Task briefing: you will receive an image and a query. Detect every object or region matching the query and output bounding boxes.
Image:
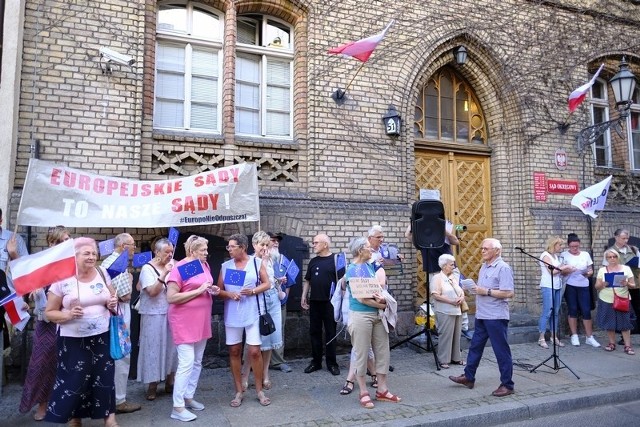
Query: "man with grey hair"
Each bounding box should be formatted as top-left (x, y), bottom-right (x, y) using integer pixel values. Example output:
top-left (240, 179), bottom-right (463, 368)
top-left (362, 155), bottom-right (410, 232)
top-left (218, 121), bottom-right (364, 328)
top-left (449, 238), bottom-right (515, 397)
top-left (102, 233), bottom-right (142, 414)
top-left (302, 233), bottom-right (343, 375)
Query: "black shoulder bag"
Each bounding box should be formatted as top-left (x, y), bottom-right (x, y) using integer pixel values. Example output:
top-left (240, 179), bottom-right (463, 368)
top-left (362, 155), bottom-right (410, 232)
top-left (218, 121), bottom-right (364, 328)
top-left (254, 257), bottom-right (276, 336)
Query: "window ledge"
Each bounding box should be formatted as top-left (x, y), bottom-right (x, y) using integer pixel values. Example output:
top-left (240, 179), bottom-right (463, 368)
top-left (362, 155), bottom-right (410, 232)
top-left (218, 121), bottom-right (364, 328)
top-left (152, 129), bottom-right (224, 145)
top-left (234, 136), bottom-right (299, 151)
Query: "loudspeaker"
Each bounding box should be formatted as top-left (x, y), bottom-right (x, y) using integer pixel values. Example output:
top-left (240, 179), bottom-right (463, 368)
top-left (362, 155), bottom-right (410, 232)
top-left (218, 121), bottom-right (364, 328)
top-left (411, 200), bottom-right (445, 249)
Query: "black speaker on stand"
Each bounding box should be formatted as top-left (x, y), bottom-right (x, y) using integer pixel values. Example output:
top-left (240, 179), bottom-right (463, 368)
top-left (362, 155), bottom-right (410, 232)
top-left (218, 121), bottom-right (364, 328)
top-left (391, 200), bottom-right (445, 369)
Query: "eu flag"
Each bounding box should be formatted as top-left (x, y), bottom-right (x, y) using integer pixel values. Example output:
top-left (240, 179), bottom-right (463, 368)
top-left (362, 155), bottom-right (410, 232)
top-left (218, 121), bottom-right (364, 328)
top-left (105, 251), bottom-right (129, 279)
top-left (335, 252), bottom-right (346, 271)
top-left (276, 255), bottom-right (290, 279)
top-left (177, 259), bottom-right (205, 281)
top-left (168, 227), bottom-right (180, 247)
top-left (224, 268), bottom-right (246, 286)
top-left (98, 239), bottom-right (115, 257)
top-left (286, 259), bottom-right (300, 282)
top-left (132, 251), bottom-right (153, 268)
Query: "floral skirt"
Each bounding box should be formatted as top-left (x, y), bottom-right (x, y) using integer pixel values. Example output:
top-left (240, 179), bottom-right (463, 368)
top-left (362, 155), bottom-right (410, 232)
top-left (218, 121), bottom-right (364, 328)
top-left (45, 331), bottom-right (116, 423)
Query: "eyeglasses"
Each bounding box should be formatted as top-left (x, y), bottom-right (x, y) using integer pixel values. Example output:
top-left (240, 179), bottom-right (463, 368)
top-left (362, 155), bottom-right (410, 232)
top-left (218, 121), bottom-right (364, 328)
top-left (226, 245), bottom-right (239, 250)
top-left (481, 247), bottom-right (494, 251)
top-left (312, 241), bottom-right (324, 245)
top-left (606, 255), bottom-right (618, 259)
top-left (124, 242), bottom-right (136, 248)
top-left (371, 235), bottom-right (384, 239)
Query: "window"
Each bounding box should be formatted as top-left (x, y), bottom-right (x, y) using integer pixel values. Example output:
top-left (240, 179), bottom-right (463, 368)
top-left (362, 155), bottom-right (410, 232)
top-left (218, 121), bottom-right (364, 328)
top-left (155, 2), bottom-right (223, 132)
top-left (236, 15), bottom-right (293, 138)
top-left (414, 67), bottom-right (487, 144)
top-left (629, 86), bottom-right (640, 170)
top-left (590, 78), bottom-right (612, 167)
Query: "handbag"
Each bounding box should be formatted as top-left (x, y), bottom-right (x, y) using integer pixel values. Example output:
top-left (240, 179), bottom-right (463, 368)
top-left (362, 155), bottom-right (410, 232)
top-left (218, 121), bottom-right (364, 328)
top-left (256, 293), bottom-right (276, 336)
top-left (460, 298), bottom-right (470, 313)
top-left (613, 290), bottom-right (630, 312)
top-left (109, 304), bottom-right (132, 360)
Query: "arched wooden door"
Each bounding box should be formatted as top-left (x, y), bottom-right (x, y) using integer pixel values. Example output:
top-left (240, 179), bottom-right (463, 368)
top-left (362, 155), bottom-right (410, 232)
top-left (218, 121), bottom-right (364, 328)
top-left (414, 150), bottom-right (492, 281)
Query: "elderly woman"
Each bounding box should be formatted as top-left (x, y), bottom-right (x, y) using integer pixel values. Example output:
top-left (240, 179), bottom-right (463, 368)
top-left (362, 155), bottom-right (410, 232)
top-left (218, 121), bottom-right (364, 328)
top-left (44, 237), bottom-right (119, 427)
top-left (430, 253), bottom-right (465, 368)
top-left (137, 237), bottom-right (177, 401)
top-left (596, 248), bottom-right (636, 354)
top-left (217, 233), bottom-right (271, 408)
top-left (561, 233), bottom-right (599, 347)
top-left (240, 231), bottom-right (285, 391)
top-left (538, 236), bottom-right (575, 348)
top-left (20, 226), bottom-right (70, 421)
top-left (166, 235), bottom-right (218, 422)
top-left (345, 237), bottom-right (400, 409)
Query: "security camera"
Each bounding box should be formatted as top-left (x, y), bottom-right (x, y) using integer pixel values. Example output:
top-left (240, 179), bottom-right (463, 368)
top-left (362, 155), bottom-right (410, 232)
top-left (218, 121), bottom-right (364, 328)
top-left (99, 47), bottom-right (135, 66)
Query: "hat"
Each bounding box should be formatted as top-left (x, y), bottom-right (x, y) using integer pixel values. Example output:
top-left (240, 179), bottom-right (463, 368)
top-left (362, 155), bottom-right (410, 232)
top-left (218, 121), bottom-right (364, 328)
top-left (267, 232), bottom-right (284, 241)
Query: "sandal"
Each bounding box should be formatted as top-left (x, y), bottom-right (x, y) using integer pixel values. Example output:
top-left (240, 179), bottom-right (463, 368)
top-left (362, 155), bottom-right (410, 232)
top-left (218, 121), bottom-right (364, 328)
top-left (624, 346), bottom-right (635, 355)
top-left (553, 338), bottom-right (565, 348)
top-left (440, 363), bottom-right (450, 369)
top-left (263, 379), bottom-right (272, 390)
top-left (370, 375), bottom-right (378, 388)
top-left (230, 392), bottom-right (243, 407)
top-left (164, 381), bottom-right (174, 394)
top-left (538, 338), bottom-right (549, 349)
top-left (375, 389), bottom-right (402, 403)
top-left (146, 383), bottom-right (157, 401)
top-left (340, 380), bottom-right (354, 395)
top-left (359, 392), bottom-right (374, 409)
top-left (257, 391), bottom-right (271, 406)
top-left (604, 343), bottom-right (616, 352)
top-left (450, 360), bottom-right (465, 366)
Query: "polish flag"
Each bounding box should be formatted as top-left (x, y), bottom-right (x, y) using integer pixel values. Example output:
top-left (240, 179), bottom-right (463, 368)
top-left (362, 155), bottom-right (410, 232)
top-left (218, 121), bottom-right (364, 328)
top-left (568, 64), bottom-right (604, 113)
top-left (328, 21), bottom-right (394, 62)
top-left (8, 238), bottom-right (77, 295)
top-left (2, 298), bottom-right (30, 331)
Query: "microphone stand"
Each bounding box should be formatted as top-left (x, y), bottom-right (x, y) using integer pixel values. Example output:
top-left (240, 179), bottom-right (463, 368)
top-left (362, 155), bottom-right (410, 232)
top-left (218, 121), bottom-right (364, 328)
top-left (515, 247), bottom-right (579, 379)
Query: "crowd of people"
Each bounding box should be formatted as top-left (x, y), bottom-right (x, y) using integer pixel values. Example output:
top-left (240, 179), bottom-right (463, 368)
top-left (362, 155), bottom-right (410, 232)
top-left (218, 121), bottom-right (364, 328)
top-left (2, 216), bottom-right (639, 424)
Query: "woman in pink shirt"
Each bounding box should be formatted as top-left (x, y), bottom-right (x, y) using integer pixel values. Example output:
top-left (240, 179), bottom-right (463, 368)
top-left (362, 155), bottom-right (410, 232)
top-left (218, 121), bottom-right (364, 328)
top-left (166, 235), bottom-right (219, 422)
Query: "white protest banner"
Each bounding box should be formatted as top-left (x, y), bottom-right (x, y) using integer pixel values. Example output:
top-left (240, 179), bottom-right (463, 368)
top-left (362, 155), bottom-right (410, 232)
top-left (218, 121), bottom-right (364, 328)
top-left (17, 159), bottom-right (260, 228)
top-left (348, 277), bottom-right (383, 299)
top-left (570, 175), bottom-right (612, 218)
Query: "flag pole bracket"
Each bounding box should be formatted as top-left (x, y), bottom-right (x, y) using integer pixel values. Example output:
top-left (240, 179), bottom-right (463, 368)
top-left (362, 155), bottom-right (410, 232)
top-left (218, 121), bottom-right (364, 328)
top-left (332, 89), bottom-right (347, 105)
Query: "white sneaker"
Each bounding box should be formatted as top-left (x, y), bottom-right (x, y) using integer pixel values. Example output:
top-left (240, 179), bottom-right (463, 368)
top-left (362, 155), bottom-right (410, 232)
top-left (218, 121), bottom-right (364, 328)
top-left (585, 336), bottom-right (601, 348)
top-left (171, 409), bottom-right (197, 422)
top-left (570, 334), bottom-right (580, 346)
top-left (185, 399), bottom-right (205, 411)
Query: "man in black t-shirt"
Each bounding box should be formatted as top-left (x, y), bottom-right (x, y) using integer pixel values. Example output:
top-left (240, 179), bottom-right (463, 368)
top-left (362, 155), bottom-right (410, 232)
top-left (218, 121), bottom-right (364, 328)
top-left (301, 233), bottom-right (344, 375)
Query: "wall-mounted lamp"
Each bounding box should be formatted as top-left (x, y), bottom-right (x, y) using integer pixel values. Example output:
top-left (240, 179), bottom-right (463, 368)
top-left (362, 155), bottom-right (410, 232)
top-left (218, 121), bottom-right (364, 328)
top-left (382, 104), bottom-right (402, 136)
top-left (454, 46), bottom-right (467, 65)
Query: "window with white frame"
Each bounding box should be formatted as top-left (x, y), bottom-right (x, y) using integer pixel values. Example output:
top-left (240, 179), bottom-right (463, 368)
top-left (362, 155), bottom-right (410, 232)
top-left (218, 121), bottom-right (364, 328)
top-left (590, 78), bottom-right (612, 167)
top-left (629, 86), bottom-right (640, 170)
top-left (155, 2), bottom-right (223, 132)
top-left (235, 15), bottom-right (293, 138)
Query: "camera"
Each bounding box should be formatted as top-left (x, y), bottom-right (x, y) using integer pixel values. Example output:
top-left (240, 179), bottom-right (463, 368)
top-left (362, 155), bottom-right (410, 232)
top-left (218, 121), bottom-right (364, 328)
top-left (455, 224), bottom-right (467, 232)
top-left (99, 47), bottom-right (135, 66)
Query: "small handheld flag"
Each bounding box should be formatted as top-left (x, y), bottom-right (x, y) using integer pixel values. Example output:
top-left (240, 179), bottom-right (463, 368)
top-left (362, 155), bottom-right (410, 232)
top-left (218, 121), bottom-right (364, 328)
top-left (224, 268), bottom-right (247, 286)
top-left (570, 175), bottom-right (612, 218)
top-left (177, 259), bottom-right (205, 280)
top-left (105, 251), bottom-right (129, 279)
top-left (98, 239), bottom-right (115, 257)
top-left (168, 227), bottom-right (180, 247)
top-left (133, 251), bottom-right (153, 268)
top-left (286, 259), bottom-right (300, 282)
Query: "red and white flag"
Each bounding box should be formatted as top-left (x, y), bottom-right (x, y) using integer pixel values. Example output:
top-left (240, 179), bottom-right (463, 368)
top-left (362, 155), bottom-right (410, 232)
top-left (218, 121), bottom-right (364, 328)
top-left (8, 238), bottom-right (76, 295)
top-left (328, 21), bottom-right (394, 62)
top-left (568, 64), bottom-right (604, 113)
top-left (2, 298), bottom-right (30, 331)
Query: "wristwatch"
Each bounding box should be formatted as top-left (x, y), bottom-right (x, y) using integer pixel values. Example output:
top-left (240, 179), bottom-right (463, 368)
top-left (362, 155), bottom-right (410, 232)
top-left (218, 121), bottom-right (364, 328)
top-left (487, 289), bottom-right (492, 297)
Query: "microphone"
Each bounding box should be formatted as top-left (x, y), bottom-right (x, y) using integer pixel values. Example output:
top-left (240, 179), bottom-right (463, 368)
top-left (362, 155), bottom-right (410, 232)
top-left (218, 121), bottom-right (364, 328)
top-left (514, 246), bottom-right (524, 251)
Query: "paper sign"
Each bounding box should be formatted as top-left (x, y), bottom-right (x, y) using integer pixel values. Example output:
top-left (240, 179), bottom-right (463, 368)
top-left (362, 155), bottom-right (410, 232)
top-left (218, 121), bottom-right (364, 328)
top-left (349, 277), bottom-right (382, 298)
top-left (604, 272), bottom-right (625, 287)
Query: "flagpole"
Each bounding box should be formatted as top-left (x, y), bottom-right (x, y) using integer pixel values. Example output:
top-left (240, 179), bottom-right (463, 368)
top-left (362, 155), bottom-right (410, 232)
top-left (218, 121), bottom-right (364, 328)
top-left (332, 62), bottom-right (367, 104)
top-left (343, 62), bottom-right (367, 94)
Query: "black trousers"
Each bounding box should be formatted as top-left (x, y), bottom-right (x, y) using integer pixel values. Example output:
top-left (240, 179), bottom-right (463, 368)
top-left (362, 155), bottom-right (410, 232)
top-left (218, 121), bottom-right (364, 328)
top-left (309, 300), bottom-right (337, 367)
top-left (630, 288), bottom-right (640, 334)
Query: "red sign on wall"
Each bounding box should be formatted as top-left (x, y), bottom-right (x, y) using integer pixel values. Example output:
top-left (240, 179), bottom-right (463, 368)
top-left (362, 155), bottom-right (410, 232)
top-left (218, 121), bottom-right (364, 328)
top-left (533, 172), bottom-right (546, 202)
top-left (547, 179), bottom-right (579, 194)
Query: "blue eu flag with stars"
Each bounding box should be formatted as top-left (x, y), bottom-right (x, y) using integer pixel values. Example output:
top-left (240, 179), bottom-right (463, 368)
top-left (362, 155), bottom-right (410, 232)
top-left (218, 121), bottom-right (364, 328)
top-left (132, 251), bottom-right (153, 268)
top-left (168, 227), bottom-right (180, 247)
top-left (177, 259), bottom-right (205, 281)
top-left (224, 269), bottom-right (246, 286)
top-left (105, 251), bottom-right (129, 279)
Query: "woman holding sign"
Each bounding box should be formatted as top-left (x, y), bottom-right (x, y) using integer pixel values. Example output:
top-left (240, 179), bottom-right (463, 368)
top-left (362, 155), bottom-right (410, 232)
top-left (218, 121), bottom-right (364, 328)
top-left (345, 237), bottom-right (400, 409)
top-left (166, 235), bottom-right (218, 422)
top-left (217, 233), bottom-right (272, 408)
top-left (595, 248), bottom-right (635, 354)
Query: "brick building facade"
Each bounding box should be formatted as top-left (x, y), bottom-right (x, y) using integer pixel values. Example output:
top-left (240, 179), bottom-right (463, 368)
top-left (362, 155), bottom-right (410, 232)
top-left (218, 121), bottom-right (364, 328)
top-left (1, 1), bottom-right (639, 352)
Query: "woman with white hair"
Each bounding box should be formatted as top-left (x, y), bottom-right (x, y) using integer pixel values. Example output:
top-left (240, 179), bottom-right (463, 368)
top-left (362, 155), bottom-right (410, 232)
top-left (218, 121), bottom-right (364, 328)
top-left (430, 253), bottom-right (465, 368)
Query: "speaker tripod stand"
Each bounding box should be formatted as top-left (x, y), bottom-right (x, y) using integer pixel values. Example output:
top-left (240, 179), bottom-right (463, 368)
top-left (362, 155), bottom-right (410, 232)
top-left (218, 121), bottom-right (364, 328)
top-left (391, 248), bottom-right (441, 370)
top-left (516, 247), bottom-right (579, 379)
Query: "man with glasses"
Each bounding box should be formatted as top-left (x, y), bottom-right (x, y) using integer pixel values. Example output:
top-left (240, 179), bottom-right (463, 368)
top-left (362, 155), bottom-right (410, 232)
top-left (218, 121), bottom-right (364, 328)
top-left (102, 233), bottom-right (142, 414)
top-left (449, 238), bottom-right (515, 397)
top-left (0, 208), bottom-right (29, 394)
top-left (301, 234), bottom-right (343, 375)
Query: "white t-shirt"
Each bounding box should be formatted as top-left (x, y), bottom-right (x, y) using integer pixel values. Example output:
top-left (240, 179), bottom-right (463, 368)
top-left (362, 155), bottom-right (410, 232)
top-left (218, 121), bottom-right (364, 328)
top-left (539, 251), bottom-right (563, 289)
top-left (561, 250), bottom-right (593, 288)
top-left (138, 263), bottom-right (170, 315)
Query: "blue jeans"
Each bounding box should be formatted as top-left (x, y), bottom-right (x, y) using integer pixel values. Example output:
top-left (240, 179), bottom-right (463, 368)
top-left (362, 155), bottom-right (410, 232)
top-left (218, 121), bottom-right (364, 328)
top-left (464, 319), bottom-right (514, 390)
top-left (539, 287), bottom-right (563, 333)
